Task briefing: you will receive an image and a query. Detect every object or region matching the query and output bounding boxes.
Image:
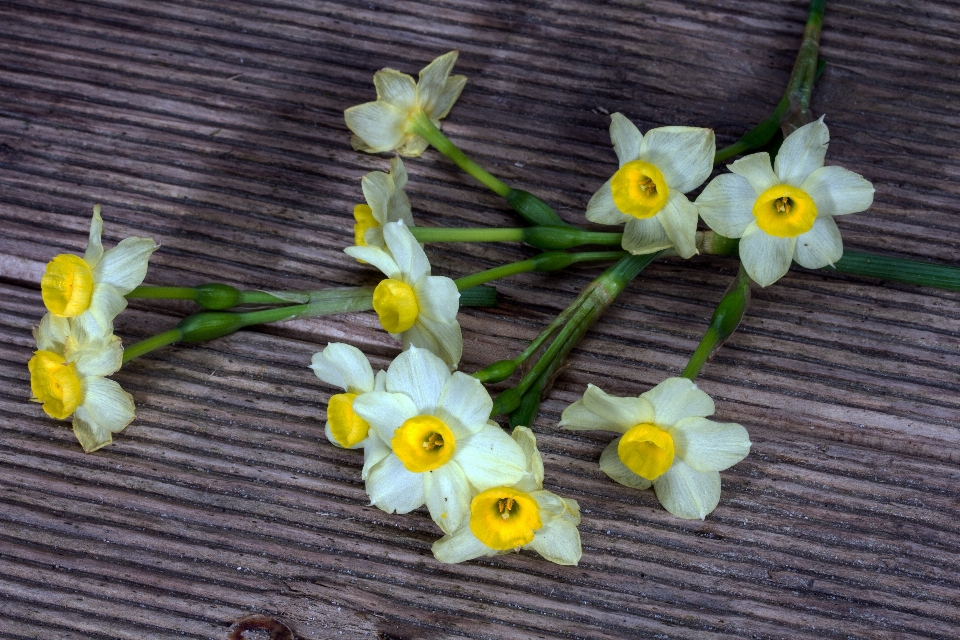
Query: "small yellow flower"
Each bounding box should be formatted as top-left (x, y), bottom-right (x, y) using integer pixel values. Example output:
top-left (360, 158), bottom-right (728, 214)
top-left (345, 221), bottom-right (462, 368)
top-left (432, 427), bottom-right (582, 565)
top-left (41, 205), bottom-right (158, 335)
top-left (311, 342), bottom-right (391, 481)
top-left (586, 113), bottom-right (715, 258)
top-left (353, 157), bottom-right (414, 252)
top-left (28, 314), bottom-right (135, 453)
top-left (696, 117), bottom-right (875, 287)
top-left (560, 378), bottom-right (751, 520)
top-left (344, 51), bottom-right (466, 157)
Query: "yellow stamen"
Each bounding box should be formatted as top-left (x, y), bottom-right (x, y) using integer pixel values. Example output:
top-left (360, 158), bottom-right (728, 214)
top-left (391, 415), bottom-right (455, 473)
top-left (28, 350), bottom-right (82, 420)
top-left (41, 254), bottom-right (95, 317)
top-left (610, 160), bottom-right (670, 220)
top-left (353, 204), bottom-right (379, 247)
top-left (752, 184), bottom-right (818, 238)
top-left (618, 423), bottom-right (675, 481)
top-left (373, 278), bottom-right (419, 333)
top-left (470, 487), bottom-right (542, 550)
top-left (327, 393), bottom-right (370, 448)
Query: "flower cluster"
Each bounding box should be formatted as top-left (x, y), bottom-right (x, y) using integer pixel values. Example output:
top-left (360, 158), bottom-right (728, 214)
top-left (313, 345), bottom-right (581, 565)
top-left (587, 115), bottom-right (874, 286)
top-left (30, 206), bottom-right (157, 451)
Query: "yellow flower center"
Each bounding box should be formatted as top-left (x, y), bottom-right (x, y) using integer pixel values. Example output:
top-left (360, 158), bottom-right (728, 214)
top-left (610, 160), bottom-right (670, 219)
top-left (41, 254), bottom-right (95, 317)
top-left (28, 350), bottom-right (82, 420)
top-left (752, 184), bottom-right (818, 238)
top-left (469, 487), bottom-right (542, 550)
top-left (618, 423), bottom-right (675, 481)
top-left (391, 415), bottom-right (455, 473)
top-left (327, 393), bottom-right (370, 448)
top-left (373, 278), bottom-right (419, 333)
top-left (353, 204), bottom-right (379, 247)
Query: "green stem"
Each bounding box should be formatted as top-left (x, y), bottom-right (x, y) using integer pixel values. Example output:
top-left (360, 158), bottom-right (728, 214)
top-left (492, 252), bottom-right (660, 416)
top-left (410, 227), bottom-right (525, 243)
top-left (410, 225), bottom-right (624, 249)
top-left (453, 250), bottom-right (626, 291)
top-left (681, 264), bottom-right (752, 380)
top-left (121, 329), bottom-right (182, 364)
top-left (408, 111), bottom-right (510, 197)
top-left (834, 251), bottom-right (960, 291)
top-left (125, 286), bottom-right (198, 301)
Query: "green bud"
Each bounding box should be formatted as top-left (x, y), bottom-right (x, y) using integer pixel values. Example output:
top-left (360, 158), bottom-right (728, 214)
top-left (194, 283), bottom-right (241, 310)
top-left (710, 272), bottom-right (751, 340)
top-left (491, 387), bottom-right (523, 416)
top-left (505, 189), bottom-right (568, 227)
top-left (522, 226), bottom-right (584, 250)
top-left (472, 359), bottom-right (517, 384)
top-left (531, 251), bottom-right (576, 272)
top-left (176, 312), bottom-right (246, 343)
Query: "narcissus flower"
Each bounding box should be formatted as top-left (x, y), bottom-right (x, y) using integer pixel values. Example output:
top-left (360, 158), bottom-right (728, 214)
top-left (28, 314), bottom-right (134, 452)
top-left (586, 113), bottom-right (715, 259)
top-left (353, 157), bottom-right (414, 252)
top-left (696, 118), bottom-right (874, 287)
top-left (432, 426), bottom-right (582, 565)
top-left (353, 347), bottom-right (527, 534)
top-left (346, 221), bottom-right (462, 368)
top-left (344, 50), bottom-right (466, 157)
top-left (40, 205), bottom-right (158, 335)
top-left (311, 343), bottom-right (392, 480)
top-left (560, 378), bottom-right (751, 520)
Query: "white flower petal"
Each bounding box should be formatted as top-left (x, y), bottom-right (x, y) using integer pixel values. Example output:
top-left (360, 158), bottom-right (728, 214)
top-left (609, 113), bottom-right (643, 166)
top-left (656, 191), bottom-right (699, 258)
top-left (386, 346), bottom-right (449, 412)
top-left (383, 222), bottom-right (430, 283)
top-left (365, 454), bottom-right (425, 514)
top-left (417, 51), bottom-right (459, 113)
top-left (582, 384), bottom-right (652, 432)
top-left (344, 101), bottom-right (408, 153)
top-left (559, 399), bottom-right (623, 433)
top-left (396, 135), bottom-right (430, 158)
top-left (455, 424), bottom-right (526, 491)
top-left (512, 427), bottom-right (544, 493)
top-left (415, 276), bottom-right (460, 323)
top-left (641, 377), bottom-right (714, 427)
top-left (83, 205), bottom-right (104, 267)
top-left (695, 173), bottom-right (757, 238)
top-left (436, 372), bottom-right (492, 438)
top-left (599, 437), bottom-right (652, 490)
top-left (373, 68), bottom-right (418, 110)
top-left (72, 335), bottom-right (123, 378)
top-left (429, 75), bottom-right (467, 121)
top-left (76, 284), bottom-right (128, 336)
top-left (652, 459), bottom-right (721, 520)
top-left (432, 526), bottom-right (491, 564)
top-left (93, 237), bottom-right (158, 295)
top-left (586, 179), bottom-right (630, 225)
top-left (423, 462), bottom-right (472, 534)
top-left (361, 432), bottom-right (392, 480)
top-left (639, 126), bottom-right (715, 193)
top-left (670, 417), bottom-right (751, 472)
top-left (794, 215), bottom-right (843, 269)
top-left (775, 117), bottom-right (829, 187)
top-left (74, 377), bottom-right (135, 452)
top-left (407, 315), bottom-right (462, 368)
top-left (728, 152), bottom-right (779, 195)
top-left (801, 165), bottom-right (875, 217)
top-left (343, 245), bottom-right (399, 278)
top-left (34, 313), bottom-right (70, 353)
top-left (526, 517), bottom-right (582, 566)
top-left (621, 216), bottom-right (672, 256)
top-left (361, 170), bottom-right (395, 224)
top-left (310, 343), bottom-right (375, 393)
top-left (739, 223), bottom-right (797, 287)
top-left (353, 391), bottom-right (419, 443)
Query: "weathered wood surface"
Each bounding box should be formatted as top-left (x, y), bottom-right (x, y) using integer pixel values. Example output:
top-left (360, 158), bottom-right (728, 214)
top-left (1, 0), bottom-right (958, 638)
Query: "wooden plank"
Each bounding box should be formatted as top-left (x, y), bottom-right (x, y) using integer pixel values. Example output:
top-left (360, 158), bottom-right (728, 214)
top-left (1, 0), bottom-right (959, 638)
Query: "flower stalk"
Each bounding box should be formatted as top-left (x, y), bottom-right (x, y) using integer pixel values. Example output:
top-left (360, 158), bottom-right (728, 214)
top-left (681, 264), bottom-right (752, 381)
